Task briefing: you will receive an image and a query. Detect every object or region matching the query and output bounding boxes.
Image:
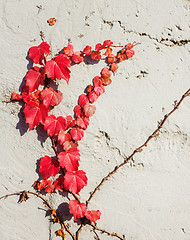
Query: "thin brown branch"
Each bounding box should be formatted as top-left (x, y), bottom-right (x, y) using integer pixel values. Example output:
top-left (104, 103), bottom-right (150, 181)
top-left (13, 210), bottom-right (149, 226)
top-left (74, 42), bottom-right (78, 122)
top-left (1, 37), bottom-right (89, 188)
top-left (51, 137), bottom-right (58, 156)
top-left (111, 45), bottom-right (124, 48)
top-left (27, 190), bottom-right (53, 210)
top-left (0, 192), bottom-right (21, 200)
top-left (71, 193), bottom-right (81, 203)
top-left (86, 88), bottom-right (190, 206)
top-left (75, 224), bottom-right (83, 240)
top-left (60, 221), bottom-right (75, 240)
top-left (90, 223), bottom-right (125, 240)
top-left (0, 190), bottom-right (75, 240)
top-left (93, 228), bottom-right (101, 240)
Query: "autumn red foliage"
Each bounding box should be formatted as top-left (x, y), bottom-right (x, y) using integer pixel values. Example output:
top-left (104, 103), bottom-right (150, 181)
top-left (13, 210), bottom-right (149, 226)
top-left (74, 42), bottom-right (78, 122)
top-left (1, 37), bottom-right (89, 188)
top-left (11, 40), bottom-right (136, 229)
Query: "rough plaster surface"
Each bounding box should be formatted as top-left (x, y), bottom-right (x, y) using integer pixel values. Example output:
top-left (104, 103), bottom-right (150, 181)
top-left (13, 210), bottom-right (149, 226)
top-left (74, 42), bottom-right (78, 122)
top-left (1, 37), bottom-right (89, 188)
top-left (0, 0), bottom-right (190, 239)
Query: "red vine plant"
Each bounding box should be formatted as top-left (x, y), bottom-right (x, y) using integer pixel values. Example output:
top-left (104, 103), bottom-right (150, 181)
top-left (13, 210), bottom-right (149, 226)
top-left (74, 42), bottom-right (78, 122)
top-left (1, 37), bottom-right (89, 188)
top-left (1, 39), bottom-right (190, 240)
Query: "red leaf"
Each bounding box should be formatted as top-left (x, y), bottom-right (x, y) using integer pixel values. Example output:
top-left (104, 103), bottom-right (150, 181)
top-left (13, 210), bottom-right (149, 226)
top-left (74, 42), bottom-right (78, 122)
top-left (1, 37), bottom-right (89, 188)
top-left (63, 44), bottom-right (74, 57)
top-left (23, 101), bottom-right (48, 131)
top-left (72, 52), bottom-right (84, 63)
top-left (88, 91), bottom-right (98, 103)
top-left (65, 115), bottom-right (75, 129)
top-left (45, 183), bottom-right (55, 193)
top-left (102, 40), bottom-right (113, 48)
top-left (117, 52), bottom-right (126, 62)
top-left (83, 45), bottom-right (92, 55)
top-left (110, 63), bottom-right (118, 72)
top-left (29, 42), bottom-right (50, 65)
top-left (76, 117), bottom-right (89, 130)
top-left (126, 49), bottom-right (135, 58)
top-left (107, 54), bottom-right (117, 64)
top-left (58, 148), bottom-right (80, 171)
top-left (104, 47), bottom-right (112, 56)
top-left (63, 140), bottom-right (78, 151)
top-left (64, 170), bottom-right (87, 194)
top-left (22, 90), bottom-right (41, 104)
top-left (74, 105), bottom-right (83, 118)
top-left (83, 104), bottom-right (96, 118)
top-left (93, 76), bottom-right (105, 96)
top-left (11, 92), bottom-right (22, 101)
top-left (40, 87), bottom-right (63, 107)
top-left (78, 94), bottom-right (89, 107)
top-left (25, 66), bottom-right (45, 93)
top-left (45, 54), bottom-right (71, 82)
top-left (86, 84), bottom-right (94, 93)
top-left (70, 128), bottom-right (84, 142)
top-left (35, 179), bottom-right (53, 192)
top-left (126, 43), bottom-right (133, 49)
top-left (58, 132), bottom-right (71, 145)
top-left (69, 200), bottom-right (87, 221)
top-left (85, 210), bottom-right (101, 223)
top-left (101, 67), bottom-right (111, 79)
top-left (44, 115), bottom-right (66, 137)
top-left (54, 175), bottom-right (64, 191)
top-left (95, 43), bottom-right (103, 51)
top-left (39, 156), bottom-right (60, 179)
top-left (91, 51), bottom-right (101, 61)
top-left (101, 78), bottom-right (112, 86)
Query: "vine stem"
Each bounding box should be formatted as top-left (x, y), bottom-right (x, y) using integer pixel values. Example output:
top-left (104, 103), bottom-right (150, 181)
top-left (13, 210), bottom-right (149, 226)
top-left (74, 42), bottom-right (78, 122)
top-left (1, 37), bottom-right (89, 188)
top-left (0, 190), bottom-right (75, 240)
top-left (75, 224), bottom-right (83, 240)
top-left (86, 88), bottom-right (190, 206)
top-left (89, 223), bottom-right (125, 240)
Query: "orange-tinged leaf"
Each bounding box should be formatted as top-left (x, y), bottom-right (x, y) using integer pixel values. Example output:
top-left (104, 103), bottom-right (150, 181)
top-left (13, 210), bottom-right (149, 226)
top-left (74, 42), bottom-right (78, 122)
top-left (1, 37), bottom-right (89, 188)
top-left (63, 44), bottom-right (74, 57)
top-left (72, 51), bottom-right (84, 63)
top-left (51, 209), bottom-right (56, 216)
top-left (126, 49), bottom-right (135, 58)
top-left (91, 51), bottom-right (101, 61)
top-left (57, 229), bottom-right (66, 238)
top-left (83, 45), bottom-right (92, 55)
top-left (47, 18), bottom-right (56, 26)
top-left (101, 67), bottom-right (111, 79)
top-left (18, 191), bottom-right (29, 203)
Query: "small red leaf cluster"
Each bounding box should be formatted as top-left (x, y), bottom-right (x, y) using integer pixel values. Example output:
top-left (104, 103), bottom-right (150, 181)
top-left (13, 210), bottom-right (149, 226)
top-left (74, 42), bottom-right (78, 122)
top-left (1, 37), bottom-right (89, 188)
top-left (69, 200), bottom-right (101, 222)
top-left (11, 40), bottom-right (136, 224)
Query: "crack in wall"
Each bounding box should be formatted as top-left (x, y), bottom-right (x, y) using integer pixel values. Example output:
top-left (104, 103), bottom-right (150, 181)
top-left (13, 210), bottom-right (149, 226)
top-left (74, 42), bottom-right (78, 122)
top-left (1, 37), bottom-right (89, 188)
top-left (102, 19), bottom-right (190, 47)
top-left (99, 130), bottom-right (126, 160)
top-left (99, 131), bottom-right (146, 168)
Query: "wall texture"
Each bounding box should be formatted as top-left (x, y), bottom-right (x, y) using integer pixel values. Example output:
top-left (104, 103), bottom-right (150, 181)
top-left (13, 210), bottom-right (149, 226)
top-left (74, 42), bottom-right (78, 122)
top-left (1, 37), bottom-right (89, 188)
top-left (0, 0), bottom-right (190, 239)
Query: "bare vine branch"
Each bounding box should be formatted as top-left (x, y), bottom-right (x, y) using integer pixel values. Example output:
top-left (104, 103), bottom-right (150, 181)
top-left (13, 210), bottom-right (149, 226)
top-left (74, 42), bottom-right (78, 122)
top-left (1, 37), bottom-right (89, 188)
top-left (0, 190), bottom-right (75, 240)
top-left (86, 88), bottom-right (190, 206)
top-left (89, 223), bottom-right (125, 240)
